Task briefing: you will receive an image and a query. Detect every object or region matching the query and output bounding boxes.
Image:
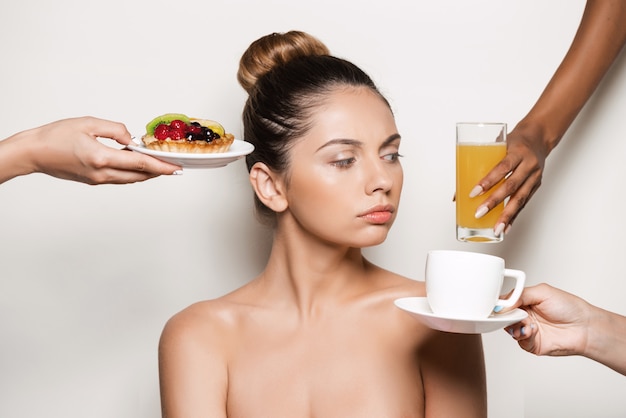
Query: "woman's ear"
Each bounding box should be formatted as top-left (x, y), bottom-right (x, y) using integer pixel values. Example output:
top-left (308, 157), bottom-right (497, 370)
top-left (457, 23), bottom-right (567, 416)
top-left (249, 162), bottom-right (288, 213)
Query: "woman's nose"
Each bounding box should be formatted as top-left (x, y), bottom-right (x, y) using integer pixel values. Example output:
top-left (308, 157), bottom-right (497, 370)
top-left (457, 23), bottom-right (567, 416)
top-left (365, 158), bottom-right (394, 194)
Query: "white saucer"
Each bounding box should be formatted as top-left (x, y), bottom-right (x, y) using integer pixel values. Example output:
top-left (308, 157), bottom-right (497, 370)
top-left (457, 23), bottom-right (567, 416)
top-left (394, 297), bottom-right (528, 334)
top-left (127, 139), bottom-right (254, 168)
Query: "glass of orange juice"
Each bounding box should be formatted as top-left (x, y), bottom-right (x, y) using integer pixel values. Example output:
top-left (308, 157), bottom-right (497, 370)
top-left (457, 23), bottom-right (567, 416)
top-left (456, 122), bottom-right (507, 242)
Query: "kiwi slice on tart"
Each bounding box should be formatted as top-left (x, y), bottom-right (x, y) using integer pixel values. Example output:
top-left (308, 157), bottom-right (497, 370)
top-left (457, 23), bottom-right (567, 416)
top-left (146, 113), bottom-right (191, 135)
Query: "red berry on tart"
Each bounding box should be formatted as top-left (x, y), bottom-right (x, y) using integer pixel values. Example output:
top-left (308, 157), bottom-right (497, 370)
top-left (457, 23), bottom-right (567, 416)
top-left (141, 113), bottom-right (235, 153)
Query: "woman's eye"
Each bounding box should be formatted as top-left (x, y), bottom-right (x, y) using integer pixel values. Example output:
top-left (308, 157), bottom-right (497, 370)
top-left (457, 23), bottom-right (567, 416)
top-left (331, 157), bottom-right (356, 168)
top-left (382, 152), bottom-right (403, 162)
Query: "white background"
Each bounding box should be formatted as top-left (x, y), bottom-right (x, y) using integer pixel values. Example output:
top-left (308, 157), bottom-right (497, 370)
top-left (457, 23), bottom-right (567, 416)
top-left (1, 0), bottom-right (625, 417)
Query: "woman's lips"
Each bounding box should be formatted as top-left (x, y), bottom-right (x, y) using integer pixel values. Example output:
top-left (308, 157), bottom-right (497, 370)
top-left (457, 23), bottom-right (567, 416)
top-left (359, 205), bottom-right (394, 224)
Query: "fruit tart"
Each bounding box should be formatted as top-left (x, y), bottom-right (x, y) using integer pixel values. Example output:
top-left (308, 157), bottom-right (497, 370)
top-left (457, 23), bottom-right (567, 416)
top-left (141, 113), bottom-right (235, 153)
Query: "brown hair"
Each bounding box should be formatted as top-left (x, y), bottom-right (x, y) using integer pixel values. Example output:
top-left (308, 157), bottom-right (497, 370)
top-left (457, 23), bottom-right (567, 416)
top-left (237, 31), bottom-right (330, 94)
top-left (237, 31), bottom-right (390, 225)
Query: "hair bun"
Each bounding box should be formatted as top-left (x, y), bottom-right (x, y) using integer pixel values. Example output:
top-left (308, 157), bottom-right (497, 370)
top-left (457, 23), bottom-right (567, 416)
top-left (237, 31), bottom-right (330, 94)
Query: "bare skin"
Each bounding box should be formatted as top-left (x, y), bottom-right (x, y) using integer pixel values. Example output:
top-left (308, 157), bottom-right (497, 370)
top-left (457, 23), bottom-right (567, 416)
top-left (505, 283), bottom-right (626, 376)
top-left (0, 116), bottom-right (181, 185)
top-left (473, 0), bottom-right (626, 234)
top-left (159, 88), bottom-right (487, 417)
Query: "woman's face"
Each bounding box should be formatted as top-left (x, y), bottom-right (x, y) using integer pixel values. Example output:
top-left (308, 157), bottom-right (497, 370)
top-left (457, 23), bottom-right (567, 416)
top-left (282, 86), bottom-right (403, 248)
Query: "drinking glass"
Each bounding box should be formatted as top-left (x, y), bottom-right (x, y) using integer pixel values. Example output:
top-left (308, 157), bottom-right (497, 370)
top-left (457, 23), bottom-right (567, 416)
top-left (456, 122), bottom-right (507, 242)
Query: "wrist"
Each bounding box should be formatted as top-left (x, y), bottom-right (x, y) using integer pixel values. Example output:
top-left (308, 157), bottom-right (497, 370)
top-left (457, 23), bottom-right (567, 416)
top-left (511, 117), bottom-right (562, 156)
top-left (0, 129), bottom-right (38, 183)
top-left (582, 304), bottom-right (605, 359)
top-left (583, 305), bottom-right (626, 372)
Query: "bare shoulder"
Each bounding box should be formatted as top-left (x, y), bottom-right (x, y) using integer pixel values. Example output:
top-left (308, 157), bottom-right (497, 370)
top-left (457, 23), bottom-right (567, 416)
top-left (158, 296), bottom-right (251, 417)
top-left (366, 260), bottom-right (425, 299)
top-left (160, 295), bottom-right (244, 351)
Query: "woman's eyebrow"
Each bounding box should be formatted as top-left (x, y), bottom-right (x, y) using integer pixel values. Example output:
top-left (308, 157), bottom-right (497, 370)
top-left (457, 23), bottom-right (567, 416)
top-left (316, 134), bottom-right (401, 152)
top-left (383, 133), bottom-right (401, 145)
top-left (316, 138), bottom-right (362, 152)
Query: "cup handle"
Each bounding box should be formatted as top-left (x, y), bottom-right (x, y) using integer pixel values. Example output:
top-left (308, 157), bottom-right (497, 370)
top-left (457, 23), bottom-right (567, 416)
top-left (496, 269), bottom-right (526, 308)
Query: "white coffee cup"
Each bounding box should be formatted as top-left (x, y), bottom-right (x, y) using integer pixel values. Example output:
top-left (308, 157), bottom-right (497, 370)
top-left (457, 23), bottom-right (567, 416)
top-left (425, 250), bottom-right (526, 319)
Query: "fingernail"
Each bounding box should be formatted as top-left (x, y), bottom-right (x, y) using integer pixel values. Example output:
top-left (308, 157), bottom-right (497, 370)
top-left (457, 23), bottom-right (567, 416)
top-left (493, 305), bottom-right (503, 313)
top-left (507, 328), bottom-right (514, 337)
top-left (173, 170), bottom-right (183, 175)
top-left (530, 323), bottom-right (536, 330)
top-left (475, 205), bottom-right (489, 219)
top-left (520, 326), bottom-right (526, 336)
top-left (494, 223), bottom-right (505, 236)
top-left (469, 185), bottom-right (483, 198)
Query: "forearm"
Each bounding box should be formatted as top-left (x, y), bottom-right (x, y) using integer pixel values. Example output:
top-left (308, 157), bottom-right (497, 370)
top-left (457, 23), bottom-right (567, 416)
top-left (584, 305), bottom-right (626, 375)
top-left (515, 0), bottom-right (626, 153)
top-left (0, 129), bottom-right (38, 184)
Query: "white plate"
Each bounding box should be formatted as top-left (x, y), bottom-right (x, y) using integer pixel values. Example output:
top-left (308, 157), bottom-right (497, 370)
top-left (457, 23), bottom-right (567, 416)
top-left (127, 139), bottom-right (254, 168)
top-left (394, 297), bottom-right (528, 334)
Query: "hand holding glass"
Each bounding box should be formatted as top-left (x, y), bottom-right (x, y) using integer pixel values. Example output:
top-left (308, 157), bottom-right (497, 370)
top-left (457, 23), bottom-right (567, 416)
top-left (456, 122), bottom-right (507, 242)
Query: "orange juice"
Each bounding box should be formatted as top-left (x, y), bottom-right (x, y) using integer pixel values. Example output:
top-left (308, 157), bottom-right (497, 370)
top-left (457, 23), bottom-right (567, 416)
top-left (456, 142), bottom-right (506, 230)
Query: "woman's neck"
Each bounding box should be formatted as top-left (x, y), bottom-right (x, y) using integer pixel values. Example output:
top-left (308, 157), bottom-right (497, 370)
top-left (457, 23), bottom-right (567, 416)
top-left (257, 222), bottom-right (373, 319)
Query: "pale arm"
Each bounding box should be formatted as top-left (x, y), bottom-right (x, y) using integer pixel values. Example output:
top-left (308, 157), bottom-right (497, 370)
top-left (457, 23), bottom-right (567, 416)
top-left (505, 283), bottom-right (626, 376)
top-left (474, 0), bottom-right (626, 232)
top-left (421, 332), bottom-right (487, 417)
top-left (0, 116), bottom-right (181, 185)
top-left (158, 308), bottom-right (229, 418)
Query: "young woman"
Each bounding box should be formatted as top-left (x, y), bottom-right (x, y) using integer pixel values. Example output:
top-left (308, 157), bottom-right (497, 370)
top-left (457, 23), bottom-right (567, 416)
top-left (158, 31), bottom-right (487, 417)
